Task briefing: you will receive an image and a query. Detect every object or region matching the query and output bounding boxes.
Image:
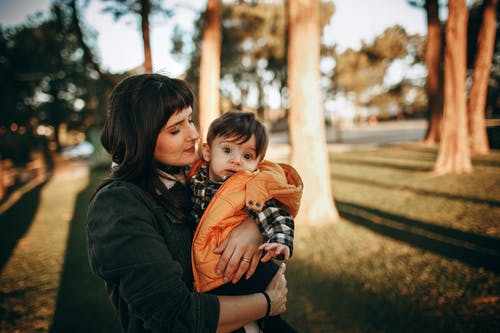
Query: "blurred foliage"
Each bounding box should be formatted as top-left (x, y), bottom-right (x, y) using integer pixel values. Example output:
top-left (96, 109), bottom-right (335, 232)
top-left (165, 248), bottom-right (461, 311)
top-left (101, 0), bottom-right (172, 19)
top-left (0, 132), bottom-right (36, 165)
top-left (100, 0), bottom-right (175, 72)
top-left (173, 0), bottom-right (335, 121)
top-left (332, 26), bottom-right (426, 110)
top-left (0, 0), bottom-right (113, 163)
top-left (173, 0), bottom-right (429, 123)
top-left (2, 0), bottom-right (498, 167)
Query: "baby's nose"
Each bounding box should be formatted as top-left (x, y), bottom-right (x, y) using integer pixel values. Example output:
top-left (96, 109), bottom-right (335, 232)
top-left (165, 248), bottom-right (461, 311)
top-left (230, 155), bottom-right (241, 165)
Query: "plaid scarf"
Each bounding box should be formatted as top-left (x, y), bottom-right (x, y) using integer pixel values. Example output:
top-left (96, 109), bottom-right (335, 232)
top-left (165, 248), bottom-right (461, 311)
top-left (190, 164), bottom-right (222, 222)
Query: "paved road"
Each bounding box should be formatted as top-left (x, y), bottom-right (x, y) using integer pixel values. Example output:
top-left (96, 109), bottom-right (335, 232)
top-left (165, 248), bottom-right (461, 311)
top-left (267, 119), bottom-right (427, 158)
top-left (270, 119), bottom-right (427, 146)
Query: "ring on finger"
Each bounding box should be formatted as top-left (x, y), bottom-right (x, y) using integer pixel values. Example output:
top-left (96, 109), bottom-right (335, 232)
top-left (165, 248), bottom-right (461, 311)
top-left (241, 257), bottom-right (251, 263)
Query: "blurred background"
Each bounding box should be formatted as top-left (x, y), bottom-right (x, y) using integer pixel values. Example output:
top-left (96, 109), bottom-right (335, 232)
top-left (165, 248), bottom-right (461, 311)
top-left (0, 0), bottom-right (498, 177)
top-left (0, 0), bottom-right (499, 332)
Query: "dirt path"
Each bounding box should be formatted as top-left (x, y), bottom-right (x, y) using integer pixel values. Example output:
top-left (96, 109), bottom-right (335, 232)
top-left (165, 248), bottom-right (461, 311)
top-left (0, 156), bottom-right (89, 333)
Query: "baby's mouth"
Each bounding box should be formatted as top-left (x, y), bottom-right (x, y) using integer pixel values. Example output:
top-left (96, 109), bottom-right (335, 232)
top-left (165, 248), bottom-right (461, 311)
top-left (223, 170), bottom-right (237, 180)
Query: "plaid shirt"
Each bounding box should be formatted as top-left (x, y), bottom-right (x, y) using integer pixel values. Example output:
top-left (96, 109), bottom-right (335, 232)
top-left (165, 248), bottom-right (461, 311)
top-left (190, 164), bottom-right (294, 258)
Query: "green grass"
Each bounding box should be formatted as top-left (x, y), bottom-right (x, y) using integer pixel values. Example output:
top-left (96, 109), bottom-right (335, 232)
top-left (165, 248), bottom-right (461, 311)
top-left (283, 143), bottom-right (500, 332)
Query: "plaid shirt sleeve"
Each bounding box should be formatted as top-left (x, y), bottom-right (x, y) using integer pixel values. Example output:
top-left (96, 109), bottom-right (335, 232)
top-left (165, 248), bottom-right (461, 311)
top-left (247, 198), bottom-right (295, 259)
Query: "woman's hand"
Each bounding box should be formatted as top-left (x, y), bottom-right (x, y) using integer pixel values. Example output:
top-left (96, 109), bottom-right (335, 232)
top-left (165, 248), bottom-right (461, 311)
top-left (265, 263), bottom-right (288, 316)
top-left (213, 216), bottom-right (263, 284)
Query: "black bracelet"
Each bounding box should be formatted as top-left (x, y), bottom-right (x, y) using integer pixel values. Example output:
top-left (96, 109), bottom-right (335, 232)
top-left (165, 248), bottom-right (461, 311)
top-left (260, 291), bottom-right (271, 319)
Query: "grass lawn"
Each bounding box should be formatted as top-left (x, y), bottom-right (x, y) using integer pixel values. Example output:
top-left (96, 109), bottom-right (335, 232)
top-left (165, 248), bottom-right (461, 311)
top-left (283, 143), bottom-right (500, 332)
top-left (37, 143), bottom-right (500, 332)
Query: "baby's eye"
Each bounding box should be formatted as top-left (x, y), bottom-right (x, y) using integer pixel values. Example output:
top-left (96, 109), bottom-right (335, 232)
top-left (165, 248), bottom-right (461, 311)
top-left (243, 153), bottom-right (253, 160)
top-left (223, 147), bottom-right (231, 154)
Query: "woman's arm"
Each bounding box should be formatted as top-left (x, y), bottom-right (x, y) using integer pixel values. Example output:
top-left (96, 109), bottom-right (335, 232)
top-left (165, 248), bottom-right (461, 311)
top-left (213, 216), bottom-right (263, 284)
top-left (216, 263), bottom-right (288, 333)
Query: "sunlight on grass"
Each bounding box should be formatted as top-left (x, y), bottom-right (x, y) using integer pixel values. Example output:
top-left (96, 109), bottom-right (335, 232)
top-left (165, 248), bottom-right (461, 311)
top-left (4, 144), bottom-right (493, 333)
top-left (283, 143), bottom-right (500, 332)
top-left (286, 222), bottom-right (498, 332)
top-left (0, 161), bottom-right (89, 333)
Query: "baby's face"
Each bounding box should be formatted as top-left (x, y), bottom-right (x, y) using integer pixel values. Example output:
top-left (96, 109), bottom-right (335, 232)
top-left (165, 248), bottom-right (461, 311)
top-left (204, 134), bottom-right (260, 182)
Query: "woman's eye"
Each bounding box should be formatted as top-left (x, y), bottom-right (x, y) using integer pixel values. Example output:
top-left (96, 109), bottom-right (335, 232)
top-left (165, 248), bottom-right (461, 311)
top-left (223, 147), bottom-right (231, 154)
top-left (169, 126), bottom-right (180, 135)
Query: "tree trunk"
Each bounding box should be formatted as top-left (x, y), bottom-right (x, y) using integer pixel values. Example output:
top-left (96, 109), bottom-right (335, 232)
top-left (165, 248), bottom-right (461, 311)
top-left (434, 0), bottom-right (472, 174)
top-left (468, 0), bottom-right (497, 155)
top-left (198, 0), bottom-right (221, 141)
top-left (140, 0), bottom-right (153, 73)
top-left (287, 0), bottom-right (339, 224)
top-left (424, 0), bottom-right (444, 144)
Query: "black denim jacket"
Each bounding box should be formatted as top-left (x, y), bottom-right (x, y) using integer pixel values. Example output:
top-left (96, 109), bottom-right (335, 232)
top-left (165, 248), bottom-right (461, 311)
top-left (86, 180), bottom-right (219, 332)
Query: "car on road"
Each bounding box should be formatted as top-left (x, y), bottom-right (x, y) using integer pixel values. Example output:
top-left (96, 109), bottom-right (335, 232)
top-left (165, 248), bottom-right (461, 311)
top-left (61, 141), bottom-right (94, 160)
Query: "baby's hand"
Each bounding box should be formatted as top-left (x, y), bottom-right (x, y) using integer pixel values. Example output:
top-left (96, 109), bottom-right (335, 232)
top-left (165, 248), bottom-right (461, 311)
top-left (258, 242), bottom-right (290, 262)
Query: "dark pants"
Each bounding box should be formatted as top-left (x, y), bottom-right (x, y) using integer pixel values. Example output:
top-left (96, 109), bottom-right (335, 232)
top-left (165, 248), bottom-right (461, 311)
top-left (211, 260), bottom-right (298, 333)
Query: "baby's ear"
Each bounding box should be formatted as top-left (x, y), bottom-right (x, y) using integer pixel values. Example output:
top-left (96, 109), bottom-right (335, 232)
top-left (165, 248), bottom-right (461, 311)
top-left (201, 143), bottom-right (211, 162)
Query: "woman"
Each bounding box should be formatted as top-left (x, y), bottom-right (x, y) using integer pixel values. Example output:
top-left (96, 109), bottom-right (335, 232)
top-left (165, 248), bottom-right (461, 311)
top-left (86, 73), bottom-right (288, 333)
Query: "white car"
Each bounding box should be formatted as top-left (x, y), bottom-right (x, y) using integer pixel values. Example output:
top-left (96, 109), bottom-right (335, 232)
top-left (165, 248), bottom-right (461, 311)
top-left (61, 141), bottom-right (94, 160)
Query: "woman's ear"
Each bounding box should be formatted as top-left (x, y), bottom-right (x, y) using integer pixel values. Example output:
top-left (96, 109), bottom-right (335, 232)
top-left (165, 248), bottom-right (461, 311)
top-left (201, 143), bottom-right (211, 162)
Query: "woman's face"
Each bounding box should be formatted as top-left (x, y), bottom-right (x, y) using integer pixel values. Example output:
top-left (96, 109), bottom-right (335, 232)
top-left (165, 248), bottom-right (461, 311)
top-left (154, 107), bottom-right (200, 167)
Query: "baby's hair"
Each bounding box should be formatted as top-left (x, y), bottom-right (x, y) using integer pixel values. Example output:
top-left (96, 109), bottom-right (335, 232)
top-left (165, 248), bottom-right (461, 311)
top-left (206, 111), bottom-right (269, 160)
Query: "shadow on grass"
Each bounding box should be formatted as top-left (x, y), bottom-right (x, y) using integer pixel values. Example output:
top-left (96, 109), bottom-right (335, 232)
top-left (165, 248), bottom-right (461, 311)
top-left (0, 182), bottom-right (46, 272)
top-left (50, 169), bottom-right (120, 333)
top-left (336, 200), bottom-right (500, 273)
top-left (286, 263), bottom-right (449, 333)
top-left (333, 174), bottom-right (500, 207)
top-left (286, 242), bottom-right (497, 333)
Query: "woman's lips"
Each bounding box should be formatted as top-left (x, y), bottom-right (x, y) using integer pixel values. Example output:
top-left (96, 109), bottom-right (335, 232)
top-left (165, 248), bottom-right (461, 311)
top-left (185, 146), bottom-right (196, 153)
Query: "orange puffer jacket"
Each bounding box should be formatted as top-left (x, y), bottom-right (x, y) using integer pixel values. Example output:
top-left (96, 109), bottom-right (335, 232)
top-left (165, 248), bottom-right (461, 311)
top-left (190, 160), bottom-right (303, 292)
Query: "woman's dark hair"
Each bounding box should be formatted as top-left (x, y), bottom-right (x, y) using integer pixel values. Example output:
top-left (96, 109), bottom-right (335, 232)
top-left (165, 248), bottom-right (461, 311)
top-left (206, 111), bottom-right (269, 160)
top-left (94, 73), bottom-right (194, 219)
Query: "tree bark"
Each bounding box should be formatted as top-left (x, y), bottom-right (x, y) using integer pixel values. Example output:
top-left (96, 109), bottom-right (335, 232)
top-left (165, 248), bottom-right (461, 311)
top-left (434, 0), bottom-right (472, 174)
top-left (424, 0), bottom-right (444, 144)
top-left (287, 0), bottom-right (339, 224)
top-left (468, 0), bottom-right (497, 155)
top-left (198, 0), bottom-right (221, 141)
top-left (140, 0), bottom-right (153, 73)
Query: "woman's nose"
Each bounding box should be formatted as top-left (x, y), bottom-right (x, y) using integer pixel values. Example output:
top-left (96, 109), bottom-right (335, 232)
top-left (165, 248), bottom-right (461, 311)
top-left (189, 123), bottom-right (200, 141)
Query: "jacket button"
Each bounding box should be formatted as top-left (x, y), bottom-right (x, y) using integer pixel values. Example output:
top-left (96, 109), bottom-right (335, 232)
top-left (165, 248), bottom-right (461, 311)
top-left (248, 200), bottom-right (253, 206)
top-left (255, 202), bottom-right (261, 208)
